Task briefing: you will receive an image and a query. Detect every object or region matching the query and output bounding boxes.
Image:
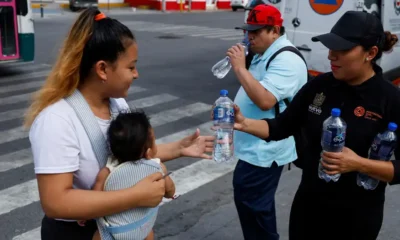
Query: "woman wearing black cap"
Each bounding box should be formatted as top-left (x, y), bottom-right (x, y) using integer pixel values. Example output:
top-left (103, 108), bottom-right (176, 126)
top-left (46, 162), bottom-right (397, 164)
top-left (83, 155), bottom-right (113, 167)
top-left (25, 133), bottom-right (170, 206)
top-left (231, 10), bottom-right (399, 240)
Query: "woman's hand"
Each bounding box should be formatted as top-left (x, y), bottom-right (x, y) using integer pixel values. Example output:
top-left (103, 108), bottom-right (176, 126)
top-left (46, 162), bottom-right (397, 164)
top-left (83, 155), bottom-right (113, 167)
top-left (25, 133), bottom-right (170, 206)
top-left (179, 128), bottom-right (215, 159)
top-left (321, 147), bottom-right (363, 175)
top-left (133, 172), bottom-right (166, 207)
top-left (233, 104), bottom-right (246, 131)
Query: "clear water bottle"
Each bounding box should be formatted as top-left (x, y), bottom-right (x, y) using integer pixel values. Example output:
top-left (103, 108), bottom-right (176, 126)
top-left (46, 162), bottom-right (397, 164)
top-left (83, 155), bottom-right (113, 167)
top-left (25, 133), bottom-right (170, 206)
top-left (211, 38), bottom-right (250, 79)
top-left (318, 108), bottom-right (347, 182)
top-left (212, 89), bottom-right (235, 163)
top-left (357, 122), bottom-right (397, 190)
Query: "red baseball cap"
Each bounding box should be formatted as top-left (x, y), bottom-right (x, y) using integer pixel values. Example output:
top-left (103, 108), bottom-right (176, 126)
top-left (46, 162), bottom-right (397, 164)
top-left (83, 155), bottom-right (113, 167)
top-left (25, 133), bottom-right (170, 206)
top-left (235, 4), bottom-right (283, 31)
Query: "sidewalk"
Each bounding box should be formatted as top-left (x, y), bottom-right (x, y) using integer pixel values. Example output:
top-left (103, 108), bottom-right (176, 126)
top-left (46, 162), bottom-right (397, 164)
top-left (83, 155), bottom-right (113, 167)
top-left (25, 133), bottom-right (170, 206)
top-left (159, 166), bottom-right (400, 240)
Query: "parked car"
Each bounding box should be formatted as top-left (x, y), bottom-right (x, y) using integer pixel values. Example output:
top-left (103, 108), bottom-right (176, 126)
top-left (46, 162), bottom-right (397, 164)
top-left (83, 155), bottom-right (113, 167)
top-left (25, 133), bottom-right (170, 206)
top-left (230, 0), bottom-right (249, 11)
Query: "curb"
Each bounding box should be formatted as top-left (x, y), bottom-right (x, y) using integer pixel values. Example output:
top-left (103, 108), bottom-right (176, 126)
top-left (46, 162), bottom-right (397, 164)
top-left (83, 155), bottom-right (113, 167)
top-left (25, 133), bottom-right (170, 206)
top-left (31, 2), bottom-right (130, 9)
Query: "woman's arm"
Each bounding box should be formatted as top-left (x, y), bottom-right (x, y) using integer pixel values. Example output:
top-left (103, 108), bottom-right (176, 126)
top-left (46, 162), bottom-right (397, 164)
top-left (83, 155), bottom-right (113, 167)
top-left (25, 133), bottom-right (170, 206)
top-left (37, 172), bottom-right (165, 220)
top-left (357, 158), bottom-right (395, 183)
top-left (234, 79), bottom-right (313, 141)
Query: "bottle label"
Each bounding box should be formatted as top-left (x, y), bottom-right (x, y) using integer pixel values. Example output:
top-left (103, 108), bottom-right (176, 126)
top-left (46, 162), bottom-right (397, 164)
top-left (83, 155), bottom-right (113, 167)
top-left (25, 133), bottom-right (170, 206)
top-left (370, 139), bottom-right (397, 160)
top-left (322, 127), bottom-right (346, 148)
top-left (213, 106), bottom-right (234, 123)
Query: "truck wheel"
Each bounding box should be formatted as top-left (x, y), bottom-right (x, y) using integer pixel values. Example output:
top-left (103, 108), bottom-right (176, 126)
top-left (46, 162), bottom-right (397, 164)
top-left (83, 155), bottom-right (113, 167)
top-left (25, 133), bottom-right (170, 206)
top-left (232, 7), bottom-right (237, 11)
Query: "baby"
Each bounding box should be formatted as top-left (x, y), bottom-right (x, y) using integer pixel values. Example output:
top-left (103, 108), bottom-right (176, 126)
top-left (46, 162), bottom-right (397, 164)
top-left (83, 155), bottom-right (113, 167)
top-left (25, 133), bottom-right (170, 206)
top-left (79, 109), bottom-right (175, 240)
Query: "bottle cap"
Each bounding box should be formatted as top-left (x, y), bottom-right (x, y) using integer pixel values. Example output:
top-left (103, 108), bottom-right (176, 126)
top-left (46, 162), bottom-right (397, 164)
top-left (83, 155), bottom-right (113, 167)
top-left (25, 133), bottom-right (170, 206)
top-left (220, 89), bottom-right (228, 96)
top-left (388, 122), bottom-right (397, 131)
top-left (331, 108), bottom-right (341, 117)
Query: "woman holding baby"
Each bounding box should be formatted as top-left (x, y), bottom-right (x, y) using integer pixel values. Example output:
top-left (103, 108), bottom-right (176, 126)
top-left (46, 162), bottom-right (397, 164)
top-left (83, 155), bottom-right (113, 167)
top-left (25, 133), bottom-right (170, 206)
top-left (24, 8), bottom-right (214, 240)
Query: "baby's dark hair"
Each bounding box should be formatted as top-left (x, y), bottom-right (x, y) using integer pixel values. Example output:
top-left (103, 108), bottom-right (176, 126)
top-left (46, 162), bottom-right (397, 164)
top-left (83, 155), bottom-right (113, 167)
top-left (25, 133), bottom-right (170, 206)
top-left (108, 109), bottom-right (153, 163)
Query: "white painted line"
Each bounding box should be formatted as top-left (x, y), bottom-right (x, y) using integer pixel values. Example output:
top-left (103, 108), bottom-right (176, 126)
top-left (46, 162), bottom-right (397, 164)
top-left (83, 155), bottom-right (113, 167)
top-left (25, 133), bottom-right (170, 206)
top-left (127, 93), bottom-right (178, 110)
top-left (0, 80), bottom-right (44, 94)
top-left (190, 30), bottom-right (234, 37)
top-left (12, 227), bottom-right (41, 240)
top-left (160, 158), bottom-right (237, 206)
top-left (0, 149), bottom-right (32, 173)
top-left (220, 36), bottom-right (244, 41)
top-left (0, 179), bottom-right (39, 215)
top-left (150, 102), bottom-right (211, 127)
top-left (0, 70), bottom-right (49, 84)
top-left (205, 32), bottom-right (244, 39)
top-left (0, 108), bottom-right (28, 122)
top-left (0, 87), bottom-right (147, 144)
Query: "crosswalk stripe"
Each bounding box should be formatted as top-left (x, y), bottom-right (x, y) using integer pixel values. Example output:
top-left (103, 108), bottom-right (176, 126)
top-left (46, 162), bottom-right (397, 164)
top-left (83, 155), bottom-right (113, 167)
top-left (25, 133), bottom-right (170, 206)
top-left (0, 84), bottom-right (146, 108)
top-left (0, 178), bottom-right (38, 215)
top-left (0, 149), bottom-right (32, 173)
top-left (220, 36), bottom-right (244, 41)
top-left (0, 86), bottom-right (147, 144)
top-left (0, 108), bottom-right (28, 123)
top-left (0, 93), bottom-right (180, 173)
top-left (0, 80), bottom-right (44, 94)
top-left (150, 102), bottom-right (211, 128)
top-left (0, 86), bottom-right (148, 123)
top-left (12, 227), bottom-right (40, 240)
top-left (0, 70), bottom-right (49, 84)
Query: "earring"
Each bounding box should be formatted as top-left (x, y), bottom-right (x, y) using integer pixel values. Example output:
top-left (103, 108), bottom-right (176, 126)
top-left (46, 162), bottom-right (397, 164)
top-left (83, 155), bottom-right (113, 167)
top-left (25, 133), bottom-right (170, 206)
top-left (102, 80), bottom-right (106, 84)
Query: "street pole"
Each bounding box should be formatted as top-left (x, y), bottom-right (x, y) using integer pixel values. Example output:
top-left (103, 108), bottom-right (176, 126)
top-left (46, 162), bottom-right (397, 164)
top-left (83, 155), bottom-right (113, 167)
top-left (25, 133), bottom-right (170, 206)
top-left (40, 0), bottom-right (44, 18)
top-left (188, 0), bottom-right (191, 12)
top-left (180, 0), bottom-right (183, 12)
top-left (162, 0), bottom-right (166, 12)
top-left (107, 0), bottom-right (110, 12)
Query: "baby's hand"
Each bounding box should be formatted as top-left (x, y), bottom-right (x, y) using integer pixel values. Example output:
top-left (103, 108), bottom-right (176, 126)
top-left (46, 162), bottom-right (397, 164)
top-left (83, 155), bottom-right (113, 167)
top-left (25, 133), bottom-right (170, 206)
top-left (160, 163), bottom-right (176, 199)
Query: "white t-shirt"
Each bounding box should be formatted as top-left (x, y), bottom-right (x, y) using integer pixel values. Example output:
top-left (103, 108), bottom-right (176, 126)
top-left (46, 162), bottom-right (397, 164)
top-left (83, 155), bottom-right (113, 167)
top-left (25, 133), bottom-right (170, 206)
top-left (29, 98), bottom-right (129, 190)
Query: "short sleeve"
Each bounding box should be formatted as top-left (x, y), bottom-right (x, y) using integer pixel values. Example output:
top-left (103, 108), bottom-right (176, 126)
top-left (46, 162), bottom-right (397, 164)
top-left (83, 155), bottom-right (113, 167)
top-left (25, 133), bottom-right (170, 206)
top-left (29, 112), bottom-right (80, 174)
top-left (260, 51), bottom-right (307, 102)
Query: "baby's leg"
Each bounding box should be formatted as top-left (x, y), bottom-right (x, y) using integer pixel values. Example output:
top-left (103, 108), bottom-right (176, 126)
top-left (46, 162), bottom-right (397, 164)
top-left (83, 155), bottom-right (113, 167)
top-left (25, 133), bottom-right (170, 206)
top-left (145, 229), bottom-right (154, 240)
top-left (92, 230), bottom-right (101, 240)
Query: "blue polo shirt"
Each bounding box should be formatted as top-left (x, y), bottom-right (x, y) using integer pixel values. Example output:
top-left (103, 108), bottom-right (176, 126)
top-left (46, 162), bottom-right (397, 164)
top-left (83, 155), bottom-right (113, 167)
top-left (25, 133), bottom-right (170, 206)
top-left (233, 34), bottom-right (308, 168)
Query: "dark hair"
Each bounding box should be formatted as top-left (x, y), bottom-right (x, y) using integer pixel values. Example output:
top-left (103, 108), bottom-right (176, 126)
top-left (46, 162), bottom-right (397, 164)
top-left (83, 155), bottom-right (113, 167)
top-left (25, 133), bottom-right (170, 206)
top-left (364, 31), bottom-right (398, 62)
top-left (108, 109), bottom-right (153, 163)
top-left (24, 7), bottom-right (135, 128)
top-left (79, 7), bottom-right (135, 80)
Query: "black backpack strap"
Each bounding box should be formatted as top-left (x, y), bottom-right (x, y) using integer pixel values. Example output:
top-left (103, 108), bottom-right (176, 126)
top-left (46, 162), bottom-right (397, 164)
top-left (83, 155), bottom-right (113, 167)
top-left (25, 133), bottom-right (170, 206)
top-left (266, 46), bottom-right (306, 71)
top-left (267, 46), bottom-right (306, 172)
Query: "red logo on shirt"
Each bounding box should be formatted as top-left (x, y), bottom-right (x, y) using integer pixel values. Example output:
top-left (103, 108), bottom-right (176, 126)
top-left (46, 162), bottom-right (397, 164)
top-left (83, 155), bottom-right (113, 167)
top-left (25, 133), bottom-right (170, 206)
top-left (354, 106), bottom-right (365, 117)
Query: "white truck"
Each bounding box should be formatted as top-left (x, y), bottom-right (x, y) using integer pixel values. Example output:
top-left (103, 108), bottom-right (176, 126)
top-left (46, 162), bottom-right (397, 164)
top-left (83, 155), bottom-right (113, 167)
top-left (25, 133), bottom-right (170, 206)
top-left (243, 0), bottom-right (400, 84)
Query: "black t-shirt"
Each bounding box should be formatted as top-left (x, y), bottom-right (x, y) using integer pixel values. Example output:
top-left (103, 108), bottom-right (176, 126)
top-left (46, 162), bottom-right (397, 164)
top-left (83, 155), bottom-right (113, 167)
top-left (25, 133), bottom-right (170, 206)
top-left (265, 64), bottom-right (400, 206)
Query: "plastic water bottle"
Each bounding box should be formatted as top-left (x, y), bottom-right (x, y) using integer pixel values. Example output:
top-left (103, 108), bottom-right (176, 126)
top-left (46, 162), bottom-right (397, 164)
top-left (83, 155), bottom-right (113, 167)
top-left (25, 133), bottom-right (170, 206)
top-left (357, 122), bottom-right (397, 190)
top-left (212, 89), bottom-right (235, 163)
top-left (318, 108), bottom-right (347, 182)
top-left (211, 38), bottom-right (250, 79)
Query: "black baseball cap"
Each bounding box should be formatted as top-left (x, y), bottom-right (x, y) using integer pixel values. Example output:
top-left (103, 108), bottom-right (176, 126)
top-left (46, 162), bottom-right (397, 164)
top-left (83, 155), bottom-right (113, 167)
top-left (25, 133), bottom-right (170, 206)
top-left (311, 11), bottom-right (385, 51)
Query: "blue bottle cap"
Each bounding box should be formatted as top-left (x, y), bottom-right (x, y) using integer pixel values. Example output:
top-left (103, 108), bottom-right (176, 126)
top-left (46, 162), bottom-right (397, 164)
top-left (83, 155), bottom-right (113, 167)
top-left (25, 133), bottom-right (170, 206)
top-left (331, 108), bottom-right (341, 117)
top-left (220, 89), bottom-right (228, 96)
top-left (388, 122), bottom-right (397, 131)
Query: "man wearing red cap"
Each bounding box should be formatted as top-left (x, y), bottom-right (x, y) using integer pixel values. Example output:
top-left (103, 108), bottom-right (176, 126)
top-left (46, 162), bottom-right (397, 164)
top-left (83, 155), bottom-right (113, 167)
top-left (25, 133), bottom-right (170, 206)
top-left (228, 4), bottom-right (308, 240)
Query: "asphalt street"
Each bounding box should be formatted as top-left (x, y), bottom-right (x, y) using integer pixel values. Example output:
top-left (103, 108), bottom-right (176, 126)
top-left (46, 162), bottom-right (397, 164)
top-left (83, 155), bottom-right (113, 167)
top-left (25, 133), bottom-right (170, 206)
top-left (0, 9), bottom-right (399, 240)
